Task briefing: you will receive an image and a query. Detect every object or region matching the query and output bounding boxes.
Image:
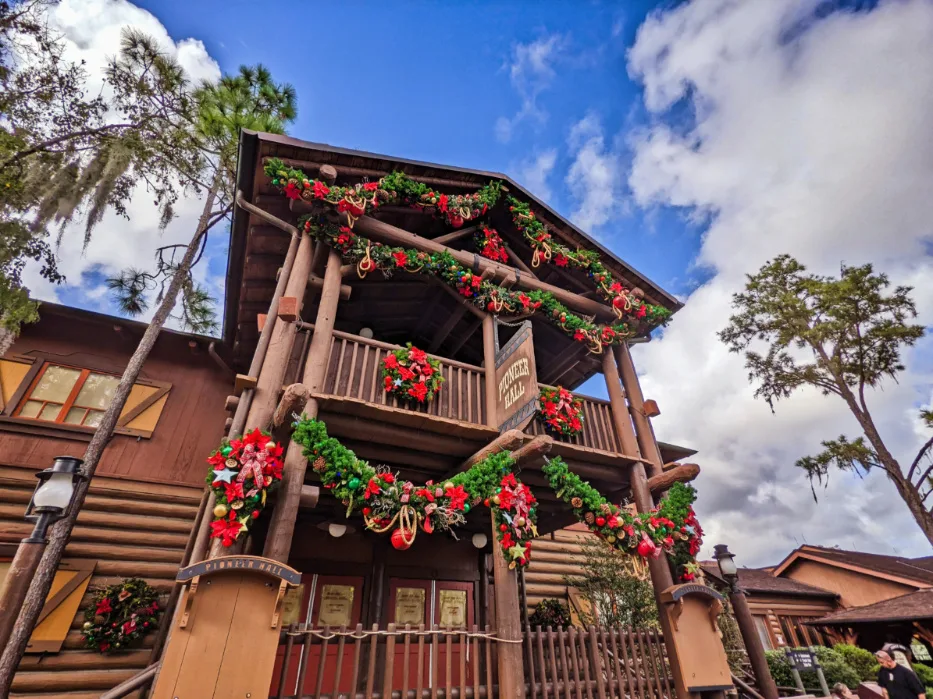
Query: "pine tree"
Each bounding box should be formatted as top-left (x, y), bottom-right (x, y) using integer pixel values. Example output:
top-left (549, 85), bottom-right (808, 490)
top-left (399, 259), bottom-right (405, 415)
top-left (0, 49), bottom-right (298, 696)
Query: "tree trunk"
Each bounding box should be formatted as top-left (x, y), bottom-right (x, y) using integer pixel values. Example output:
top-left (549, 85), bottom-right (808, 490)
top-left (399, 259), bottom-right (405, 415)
top-left (0, 180), bottom-right (219, 695)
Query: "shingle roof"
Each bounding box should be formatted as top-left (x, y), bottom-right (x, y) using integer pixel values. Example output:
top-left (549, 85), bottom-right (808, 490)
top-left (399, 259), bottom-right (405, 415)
top-left (808, 588), bottom-right (933, 625)
top-left (786, 545), bottom-right (933, 586)
top-left (699, 563), bottom-right (837, 599)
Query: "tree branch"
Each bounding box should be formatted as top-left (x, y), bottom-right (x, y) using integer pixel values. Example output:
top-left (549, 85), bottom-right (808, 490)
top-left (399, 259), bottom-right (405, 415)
top-left (0, 122), bottom-right (139, 171)
top-left (908, 436), bottom-right (933, 483)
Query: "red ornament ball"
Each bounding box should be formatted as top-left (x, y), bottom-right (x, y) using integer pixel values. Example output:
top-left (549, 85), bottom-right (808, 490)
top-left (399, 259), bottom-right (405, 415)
top-left (251, 510), bottom-right (260, 519)
top-left (391, 527), bottom-right (413, 550)
top-left (595, 517), bottom-right (606, 527)
top-left (637, 539), bottom-right (654, 557)
top-left (499, 524), bottom-right (508, 532)
top-left (363, 507), bottom-right (371, 516)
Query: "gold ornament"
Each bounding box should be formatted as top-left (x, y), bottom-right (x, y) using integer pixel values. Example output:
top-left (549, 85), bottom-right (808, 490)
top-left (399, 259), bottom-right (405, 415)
top-left (444, 481), bottom-right (454, 490)
top-left (492, 495), bottom-right (501, 506)
top-left (607, 535), bottom-right (617, 543)
top-left (231, 500), bottom-right (244, 510)
top-left (265, 441), bottom-right (277, 452)
top-left (83, 621), bottom-right (92, 629)
top-left (515, 516), bottom-right (526, 527)
top-left (225, 458), bottom-right (238, 468)
top-left (213, 504), bottom-right (228, 518)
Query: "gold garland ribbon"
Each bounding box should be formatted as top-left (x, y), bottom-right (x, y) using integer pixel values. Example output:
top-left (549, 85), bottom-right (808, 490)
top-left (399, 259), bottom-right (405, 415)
top-left (357, 242), bottom-right (375, 278)
top-left (364, 504), bottom-right (421, 547)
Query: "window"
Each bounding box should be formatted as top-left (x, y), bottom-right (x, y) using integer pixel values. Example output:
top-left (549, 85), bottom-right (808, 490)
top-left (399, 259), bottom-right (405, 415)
top-left (754, 616), bottom-right (773, 649)
top-left (17, 364), bottom-right (120, 427)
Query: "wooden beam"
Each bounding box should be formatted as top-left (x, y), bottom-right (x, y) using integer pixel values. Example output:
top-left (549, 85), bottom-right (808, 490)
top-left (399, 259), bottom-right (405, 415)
top-left (234, 374), bottom-right (258, 395)
top-left (482, 314), bottom-right (498, 429)
top-left (353, 216), bottom-right (618, 322)
top-left (509, 435), bottom-right (553, 470)
top-left (491, 510), bottom-right (525, 699)
top-left (434, 224), bottom-right (482, 246)
top-left (446, 317), bottom-right (483, 357)
top-left (445, 430), bottom-right (526, 478)
top-left (646, 463), bottom-right (700, 497)
top-left (265, 156), bottom-right (491, 190)
top-left (273, 383), bottom-right (310, 427)
top-left (540, 342), bottom-right (588, 385)
top-left (428, 277), bottom-right (487, 320)
top-left (308, 274), bottom-right (352, 300)
top-left (429, 304), bottom-right (468, 353)
top-left (502, 243), bottom-right (536, 277)
top-left (299, 485), bottom-right (320, 509)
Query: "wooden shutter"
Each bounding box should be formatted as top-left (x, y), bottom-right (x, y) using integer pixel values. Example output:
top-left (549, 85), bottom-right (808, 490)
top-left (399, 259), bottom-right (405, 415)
top-left (0, 358), bottom-right (33, 410)
top-left (25, 559), bottom-right (96, 654)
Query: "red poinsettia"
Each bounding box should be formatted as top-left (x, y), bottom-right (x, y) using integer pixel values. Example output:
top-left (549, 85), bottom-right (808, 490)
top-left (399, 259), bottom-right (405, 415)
top-left (392, 250), bottom-right (408, 267)
top-left (446, 484), bottom-right (469, 510)
top-left (364, 478), bottom-right (382, 500)
top-left (210, 512), bottom-right (243, 547)
top-left (363, 182), bottom-right (379, 191)
top-left (96, 597), bottom-right (113, 616)
top-left (554, 253), bottom-right (569, 267)
top-left (407, 382), bottom-right (428, 402)
top-left (284, 181), bottom-right (301, 200)
top-left (537, 386), bottom-right (585, 438)
top-left (313, 181), bottom-right (330, 199)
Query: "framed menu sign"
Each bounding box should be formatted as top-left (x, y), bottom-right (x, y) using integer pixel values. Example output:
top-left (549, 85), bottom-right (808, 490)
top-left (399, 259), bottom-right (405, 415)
top-left (494, 321), bottom-right (538, 432)
top-left (318, 584), bottom-right (354, 627)
top-left (395, 587), bottom-right (426, 626)
top-left (438, 589), bottom-right (467, 628)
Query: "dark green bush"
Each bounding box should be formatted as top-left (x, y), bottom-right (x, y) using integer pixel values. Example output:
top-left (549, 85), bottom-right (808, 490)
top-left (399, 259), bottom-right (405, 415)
top-left (913, 663), bottom-right (933, 688)
top-left (765, 647), bottom-right (860, 690)
top-left (528, 599), bottom-right (571, 629)
top-left (834, 644), bottom-right (879, 681)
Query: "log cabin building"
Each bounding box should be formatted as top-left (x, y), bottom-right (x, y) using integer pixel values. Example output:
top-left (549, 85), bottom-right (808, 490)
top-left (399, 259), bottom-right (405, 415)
top-left (2, 133), bottom-right (732, 699)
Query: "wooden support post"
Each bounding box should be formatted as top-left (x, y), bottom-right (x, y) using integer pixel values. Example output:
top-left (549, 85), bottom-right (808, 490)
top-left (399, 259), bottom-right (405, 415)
top-left (615, 343), bottom-right (664, 477)
top-left (601, 350), bottom-right (641, 457)
top-left (647, 463), bottom-right (700, 497)
top-left (244, 232), bottom-right (315, 432)
top-left (482, 314), bottom-right (498, 428)
top-left (491, 511), bottom-right (525, 699)
top-left (264, 248), bottom-right (344, 563)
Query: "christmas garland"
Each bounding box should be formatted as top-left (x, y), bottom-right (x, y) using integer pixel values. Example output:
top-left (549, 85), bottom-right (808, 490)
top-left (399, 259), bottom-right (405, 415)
top-left (382, 343), bottom-right (444, 403)
top-left (538, 386), bottom-right (584, 438)
top-left (206, 429), bottom-right (285, 546)
top-left (82, 578), bottom-right (159, 653)
top-left (541, 458), bottom-right (702, 582)
top-left (507, 197), bottom-right (663, 324)
top-left (263, 159), bottom-right (673, 351)
top-left (475, 226), bottom-right (510, 263)
top-left (290, 416), bottom-right (703, 578)
top-left (292, 416), bottom-right (537, 568)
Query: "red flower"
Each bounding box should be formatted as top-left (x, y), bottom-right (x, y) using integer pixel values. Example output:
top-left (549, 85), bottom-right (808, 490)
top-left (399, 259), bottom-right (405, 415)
top-left (422, 365), bottom-right (434, 377)
top-left (210, 513), bottom-right (243, 547)
top-left (573, 330), bottom-right (586, 342)
top-left (122, 619), bottom-right (137, 635)
top-left (392, 251), bottom-right (408, 267)
top-left (99, 642), bottom-right (110, 652)
top-left (364, 478), bottom-right (382, 500)
top-left (518, 293), bottom-right (531, 310)
top-left (96, 598), bottom-right (113, 616)
top-left (398, 366), bottom-right (415, 381)
top-left (471, 275), bottom-right (482, 289)
top-left (313, 181), bottom-right (330, 199)
top-left (382, 473), bottom-right (395, 484)
top-left (383, 354), bottom-right (399, 369)
top-left (409, 347), bottom-right (427, 363)
top-left (223, 481), bottom-right (244, 502)
top-left (446, 484), bottom-right (469, 510)
top-left (636, 305), bottom-right (647, 319)
top-left (284, 181), bottom-right (300, 200)
top-left (408, 382), bottom-right (428, 402)
top-left (609, 281), bottom-right (623, 293)
top-left (438, 194), bottom-right (448, 212)
top-left (501, 473), bottom-right (517, 488)
top-left (501, 532), bottom-right (514, 549)
top-left (363, 182), bottom-right (379, 191)
top-left (498, 489), bottom-right (514, 510)
top-left (569, 417), bottom-right (582, 431)
top-left (554, 254), bottom-right (569, 267)
top-left (458, 285), bottom-right (473, 297)
top-left (384, 376), bottom-right (394, 390)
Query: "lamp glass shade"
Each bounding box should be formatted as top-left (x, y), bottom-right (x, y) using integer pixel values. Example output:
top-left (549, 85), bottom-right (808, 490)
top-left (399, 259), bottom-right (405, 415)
top-left (717, 552), bottom-right (738, 578)
top-left (359, 327), bottom-right (374, 339)
top-left (33, 472), bottom-right (74, 510)
top-left (328, 523), bottom-right (348, 538)
top-left (471, 532), bottom-right (488, 549)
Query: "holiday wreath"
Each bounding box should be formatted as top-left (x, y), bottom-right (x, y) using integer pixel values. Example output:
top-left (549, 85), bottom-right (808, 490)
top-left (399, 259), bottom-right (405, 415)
top-left (82, 578), bottom-right (160, 653)
top-left (538, 386), bottom-right (584, 438)
top-left (382, 343), bottom-right (444, 403)
top-left (206, 429), bottom-right (285, 546)
top-left (475, 226), bottom-right (509, 263)
top-left (263, 160), bottom-right (673, 352)
top-left (292, 416), bottom-right (537, 568)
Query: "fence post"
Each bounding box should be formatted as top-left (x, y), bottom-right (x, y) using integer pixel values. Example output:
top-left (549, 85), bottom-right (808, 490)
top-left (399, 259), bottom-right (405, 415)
top-left (588, 626), bottom-right (608, 699)
top-left (491, 512), bottom-right (526, 699)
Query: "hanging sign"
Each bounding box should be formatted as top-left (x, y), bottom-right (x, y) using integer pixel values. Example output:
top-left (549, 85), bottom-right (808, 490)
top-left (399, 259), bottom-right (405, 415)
top-left (438, 589), bottom-right (467, 628)
top-left (495, 321), bottom-right (538, 432)
top-left (395, 588), bottom-right (426, 626)
top-left (281, 584), bottom-right (305, 626)
top-left (787, 649), bottom-right (819, 671)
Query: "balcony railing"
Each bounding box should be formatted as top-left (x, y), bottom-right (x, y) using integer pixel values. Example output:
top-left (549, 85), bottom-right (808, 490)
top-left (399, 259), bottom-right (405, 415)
top-left (319, 332), bottom-right (626, 456)
top-left (321, 331), bottom-right (488, 425)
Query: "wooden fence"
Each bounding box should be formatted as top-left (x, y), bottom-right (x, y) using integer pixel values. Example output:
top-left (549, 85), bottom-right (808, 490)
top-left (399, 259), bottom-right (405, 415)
top-left (269, 624), bottom-right (671, 699)
top-left (321, 332), bottom-right (487, 425)
top-left (523, 626), bottom-right (673, 699)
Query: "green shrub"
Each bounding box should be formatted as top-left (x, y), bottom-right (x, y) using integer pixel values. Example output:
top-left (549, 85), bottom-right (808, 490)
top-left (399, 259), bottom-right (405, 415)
top-left (913, 663), bottom-right (933, 687)
top-left (766, 647), bottom-right (860, 690)
top-left (528, 599), bottom-right (571, 629)
top-left (834, 644), bottom-right (879, 681)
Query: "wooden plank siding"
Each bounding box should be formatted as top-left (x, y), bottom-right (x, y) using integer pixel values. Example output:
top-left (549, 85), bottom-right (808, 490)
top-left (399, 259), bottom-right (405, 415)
top-left (2, 467), bottom-right (202, 698)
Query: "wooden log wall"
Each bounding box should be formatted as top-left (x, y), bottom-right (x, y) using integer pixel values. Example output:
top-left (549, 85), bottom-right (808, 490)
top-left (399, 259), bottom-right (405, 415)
top-left (321, 334), bottom-right (486, 425)
top-left (524, 391), bottom-right (624, 455)
top-left (523, 527), bottom-right (649, 616)
top-left (0, 466), bottom-right (201, 699)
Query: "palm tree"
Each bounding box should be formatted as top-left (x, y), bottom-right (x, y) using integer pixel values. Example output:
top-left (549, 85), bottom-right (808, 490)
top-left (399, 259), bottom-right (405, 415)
top-left (0, 55), bottom-right (298, 692)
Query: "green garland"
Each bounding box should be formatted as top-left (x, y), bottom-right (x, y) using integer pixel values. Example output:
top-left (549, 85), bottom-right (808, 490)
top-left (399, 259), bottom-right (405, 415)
top-left (541, 458), bottom-right (702, 582)
top-left (290, 416), bottom-right (703, 578)
top-left (292, 416), bottom-right (537, 567)
top-left (507, 196), bottom-right (669, 326)
top-left (262, 160), bottom-right (673, 351)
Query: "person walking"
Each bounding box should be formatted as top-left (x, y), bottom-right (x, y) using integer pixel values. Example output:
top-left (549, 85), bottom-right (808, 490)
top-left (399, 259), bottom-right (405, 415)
top-left (876, 650), bottom-right (926, 699)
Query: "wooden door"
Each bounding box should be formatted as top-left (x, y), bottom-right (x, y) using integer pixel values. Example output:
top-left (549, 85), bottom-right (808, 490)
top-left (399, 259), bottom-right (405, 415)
top-left (270, 574), bottom-right (364, 698)
top-left (434, 581), bottom-right (475, 689)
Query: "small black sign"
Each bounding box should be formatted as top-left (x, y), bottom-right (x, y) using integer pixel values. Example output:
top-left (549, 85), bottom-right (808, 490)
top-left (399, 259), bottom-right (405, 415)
top-left (788, 650), bottom-right (819, 671)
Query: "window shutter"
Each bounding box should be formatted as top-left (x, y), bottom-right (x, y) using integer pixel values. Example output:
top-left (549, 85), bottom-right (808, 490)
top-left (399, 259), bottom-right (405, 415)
top-left (25, 559), bottom-right (96, 654)
top-left (0, 358), bottom-right (33, 409)
top-left (115, 382), bottom-right (172, 438)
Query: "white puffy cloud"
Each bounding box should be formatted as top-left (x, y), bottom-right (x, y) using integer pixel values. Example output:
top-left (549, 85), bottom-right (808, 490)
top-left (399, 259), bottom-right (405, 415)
top-left (512, 149), bottom-right (558, 202)
top-left (565, 113), bottom-right (623, 232)
top-left (625, 0), bottom-right (933, 565)
top-left (22, 0), bottom-right (223, 328)
top-left (495, 34), bottom-right (566, 143)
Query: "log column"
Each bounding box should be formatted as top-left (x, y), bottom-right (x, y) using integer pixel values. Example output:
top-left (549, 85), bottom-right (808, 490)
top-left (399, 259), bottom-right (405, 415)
top-left (264, 248), bottom-right (343, 563)
top-left (602, 346), bottom-right (688, 699)
top-left (244, 233), bottom-right (315, 431)
top-left (482, 314), bottom-right (497, 428)
top-left (614, 343), bottom-right (664, 476)
top-left (490, 512), bottom-right (525, 699)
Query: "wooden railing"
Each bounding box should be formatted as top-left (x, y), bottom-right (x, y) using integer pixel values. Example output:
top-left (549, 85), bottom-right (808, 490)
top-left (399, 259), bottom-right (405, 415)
top-left (270, 623), bottom-right (499, 699)
top-left (321, 331), bottom-right (488, 425)
top-left (523, 626), bottom-right (674, 699)
top-left (525, 389), bottom-right (624, 454)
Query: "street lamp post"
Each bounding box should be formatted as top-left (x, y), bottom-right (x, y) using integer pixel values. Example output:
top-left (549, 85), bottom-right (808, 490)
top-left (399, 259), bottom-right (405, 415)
top-left (0, 457), bottom-right (86, 653)
top-left (714, 544), bottom-right (779, 699)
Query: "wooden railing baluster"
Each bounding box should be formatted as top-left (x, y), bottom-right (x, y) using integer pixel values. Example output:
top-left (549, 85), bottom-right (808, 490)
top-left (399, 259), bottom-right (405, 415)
top-left (295, 624), bottom-right (314, 698)
top-left (417, 624), bottom-right (426, 699)
top-left (275, 623), bottom-right (297, 699)
top-left (334, 625), bottom-right (348, 699)
top-left (365, 623), bottom-right (378, 699)
top-left (546, 627), bottom-right (560, 699)
top-left (315, 625), bottom-right (332, 699)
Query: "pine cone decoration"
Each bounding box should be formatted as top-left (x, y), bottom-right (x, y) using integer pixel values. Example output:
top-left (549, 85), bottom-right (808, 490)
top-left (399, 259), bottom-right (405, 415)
top-left (600, 503), bottom-right (612, 515)
top-left (313, 456), bottom-right (326, 473)
top-left (571, 497), bottom-right (583, 509)
top-left (584, 512), bottom-right (595, 525)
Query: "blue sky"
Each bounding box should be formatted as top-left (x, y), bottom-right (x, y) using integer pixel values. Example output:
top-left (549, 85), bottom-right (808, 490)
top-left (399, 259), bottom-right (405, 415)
top-left (36, 0), bottom-right (933, 564)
